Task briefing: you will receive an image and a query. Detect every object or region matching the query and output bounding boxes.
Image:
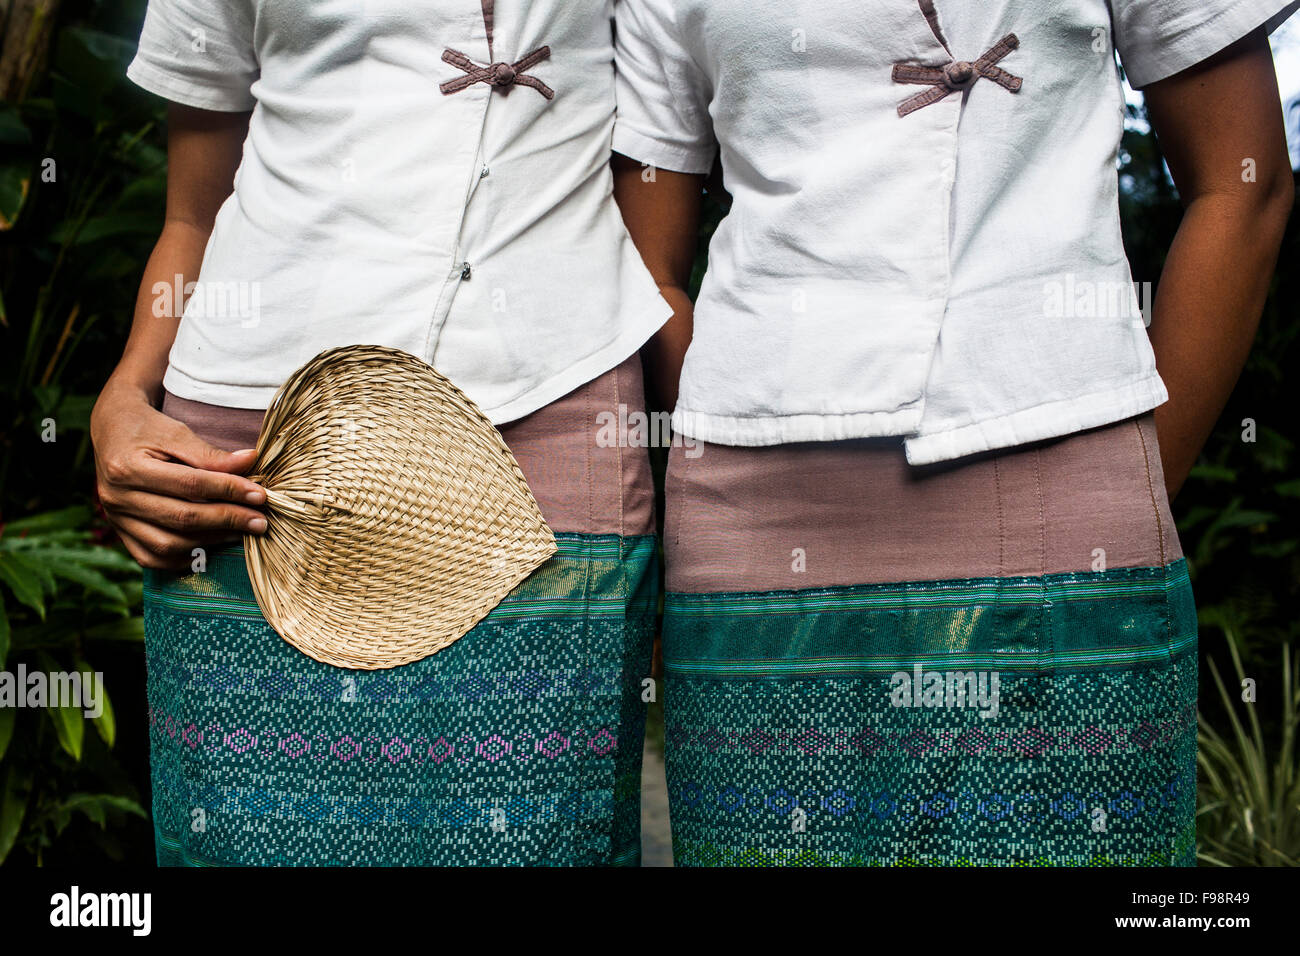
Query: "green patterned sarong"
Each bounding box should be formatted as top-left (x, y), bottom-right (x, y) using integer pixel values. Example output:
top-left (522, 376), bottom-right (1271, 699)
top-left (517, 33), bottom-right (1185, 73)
top-left (663, 560), bottom-right (1197, 866)
top-left (144, 533), bottom-right (657, 866)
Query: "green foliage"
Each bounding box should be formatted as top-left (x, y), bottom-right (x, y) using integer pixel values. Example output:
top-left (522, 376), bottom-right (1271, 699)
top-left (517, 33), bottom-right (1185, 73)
top-left (1, 1), bottom-right (163, 514)
top-left (1, 0), bottom-right (158, 865)
top-left (0, 506), bottom-right (147, 864)
top-left (1196, 621), bottom-right (1299, 866)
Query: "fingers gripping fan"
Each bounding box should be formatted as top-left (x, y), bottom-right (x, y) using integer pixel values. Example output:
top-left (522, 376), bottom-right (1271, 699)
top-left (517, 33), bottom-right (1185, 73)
top-left (243, 345), bottom-right (557, 670)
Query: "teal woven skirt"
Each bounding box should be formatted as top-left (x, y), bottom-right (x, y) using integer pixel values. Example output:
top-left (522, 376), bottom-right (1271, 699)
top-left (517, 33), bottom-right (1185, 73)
top-left (662, 415), bottom-right (1198, 866)
top-left (144, 357), bottom-right (658, 866)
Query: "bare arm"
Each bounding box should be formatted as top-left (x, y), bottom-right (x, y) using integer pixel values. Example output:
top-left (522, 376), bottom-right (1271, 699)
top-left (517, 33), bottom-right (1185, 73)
top-left (1142, 28), bottom-right (1293, 499)
top-left (90, 104), bottom-right (268, 569)
top-left (612, 153), bottom-right (706, 412)
top-left (107, 105), bottom-right (252, 402)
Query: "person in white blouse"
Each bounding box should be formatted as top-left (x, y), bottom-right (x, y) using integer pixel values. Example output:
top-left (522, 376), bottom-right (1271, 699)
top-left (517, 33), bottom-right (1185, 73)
top-left (90, 0), bottom-right (671, 867)
top-left (613, 0), bottom-right (1294, 867)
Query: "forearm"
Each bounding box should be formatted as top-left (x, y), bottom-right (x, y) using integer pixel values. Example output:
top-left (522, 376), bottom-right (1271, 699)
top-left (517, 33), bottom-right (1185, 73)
top-left (1141, 28), bottom-right (1293, 500)
top-left (90, 104), bottom-right (266, 568)
top-left (642, 286), bottom-right (694, 412)
top-left (107, 104), bottom-right (247, 408)
top-left (1148, 185), bottom-right (1291, 497)
top-left (612, 154), bottom-right (704, 412)
top-left (106, 221), bottom-right (209, 406)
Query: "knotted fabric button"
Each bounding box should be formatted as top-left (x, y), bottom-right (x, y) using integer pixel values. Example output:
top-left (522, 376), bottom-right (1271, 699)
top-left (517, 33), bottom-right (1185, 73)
top-left (440, 45), bottom-right (555, 100)
top-left (439, 1), bottom-right (555, 101)
top-left (490, 62), bottom-right (517, 87)
top-left (943, 60), bottom-right (975, 89)
top-left (891, 33), bottom-right (1023, 118)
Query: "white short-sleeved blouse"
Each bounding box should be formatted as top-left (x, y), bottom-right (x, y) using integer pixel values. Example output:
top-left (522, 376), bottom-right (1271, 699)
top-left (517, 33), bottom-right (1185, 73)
top-left (129, 0), bottom-right (672, 421)
top-left (613, 0), bottom-right (1297, 464)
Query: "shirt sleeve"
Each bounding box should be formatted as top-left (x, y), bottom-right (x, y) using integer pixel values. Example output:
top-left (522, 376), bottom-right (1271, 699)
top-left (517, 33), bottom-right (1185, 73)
top-left (1110, 0), bottom-right (1299, 88)
top-left (126, 0), bottom-right (259, 112)
top-left (613, 0), bottom-right (716, 174)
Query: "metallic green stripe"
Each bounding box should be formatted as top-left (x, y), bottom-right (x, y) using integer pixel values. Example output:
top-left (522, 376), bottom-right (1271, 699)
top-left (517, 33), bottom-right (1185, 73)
top-left (666, 562), bottom-right (1191, 617)
top-left (145, 533), bottom-right (657, 623)
top-left (667, 632), bottom-right (1197, 677)
top-left (665, 560), bottom-right (1195, 678)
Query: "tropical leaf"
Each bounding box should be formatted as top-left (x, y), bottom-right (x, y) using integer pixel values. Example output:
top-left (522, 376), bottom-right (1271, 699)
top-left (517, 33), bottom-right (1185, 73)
top-left (0, 590), bottom-right (9, 666)
top-left (1, 507), bottom-right (93, 535)
top-left (0, 162), bottom-right (30, 231)
top-left (0, 706), bottom-right (14, 763)
top-left (42, 558), bottom-right (127, 605)
top-left (77, 661), bottom-right (114, 748)
top-left (0, 105), bottom-right (32, 146)
top-left (0, 552), bottom-right (48, 618)
top-left (83, 616), bottom-right (144, 643)
top-left (53, 792), bottom-right (146, 833)
top-left (30, 545), bottom-right (138, 574)
top-left (0, 766), bottom-right (32, 864)
top-left (36, 651), bottom-right (86, 763)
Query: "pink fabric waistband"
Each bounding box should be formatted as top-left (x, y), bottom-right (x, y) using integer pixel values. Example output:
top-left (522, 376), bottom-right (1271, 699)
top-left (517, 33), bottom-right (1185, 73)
top-left (161, 355), bottom-right (656, 538)
top-left (664, 414), bottom-right (1181, 593)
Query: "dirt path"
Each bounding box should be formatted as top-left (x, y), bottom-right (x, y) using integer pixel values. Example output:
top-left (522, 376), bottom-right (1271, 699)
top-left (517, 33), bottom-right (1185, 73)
top-left (640, 741), bottom-right (673, 866)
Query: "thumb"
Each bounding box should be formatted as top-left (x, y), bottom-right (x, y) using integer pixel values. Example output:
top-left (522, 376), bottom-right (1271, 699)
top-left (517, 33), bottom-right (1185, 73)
top-left (161, 421), bottom-right (260, 475)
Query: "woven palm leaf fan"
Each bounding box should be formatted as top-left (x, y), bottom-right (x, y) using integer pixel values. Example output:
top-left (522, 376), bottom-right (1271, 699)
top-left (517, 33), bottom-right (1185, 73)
top-left (243, 345), bottom-right (556, 670)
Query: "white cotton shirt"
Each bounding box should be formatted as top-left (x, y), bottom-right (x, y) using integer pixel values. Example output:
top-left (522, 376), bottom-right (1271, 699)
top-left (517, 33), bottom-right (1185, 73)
top-left (613, 0), bottom-right (1299, 464)
top-left (128, 0), bottom-right (672, 421)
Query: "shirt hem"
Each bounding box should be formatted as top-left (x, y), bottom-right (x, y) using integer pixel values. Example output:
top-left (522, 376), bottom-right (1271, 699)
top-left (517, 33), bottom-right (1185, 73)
top-left (669, 374), bottom-right (1168, 465)
top-left (903, 375), bottom-right (1170, 466)
top-left (161, 301), bottom-right (672, 425)
top-left (671, 406), bottom-right (926, 446)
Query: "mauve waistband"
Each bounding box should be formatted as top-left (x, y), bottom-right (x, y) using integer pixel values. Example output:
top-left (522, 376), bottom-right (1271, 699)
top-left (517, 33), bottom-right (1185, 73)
top-left (160, 356), bottom-right (656, 538)
top-left (663, 414), bottom-right (1182, 593)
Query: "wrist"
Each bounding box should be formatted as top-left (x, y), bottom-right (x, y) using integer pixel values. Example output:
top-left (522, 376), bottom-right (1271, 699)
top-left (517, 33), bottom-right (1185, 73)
top-left (100, 369), bottom-right (163, 410)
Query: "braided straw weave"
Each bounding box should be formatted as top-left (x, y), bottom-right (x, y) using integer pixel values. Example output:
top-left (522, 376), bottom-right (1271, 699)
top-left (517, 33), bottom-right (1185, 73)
top-left (243, 345), bottom-right (556, 669)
